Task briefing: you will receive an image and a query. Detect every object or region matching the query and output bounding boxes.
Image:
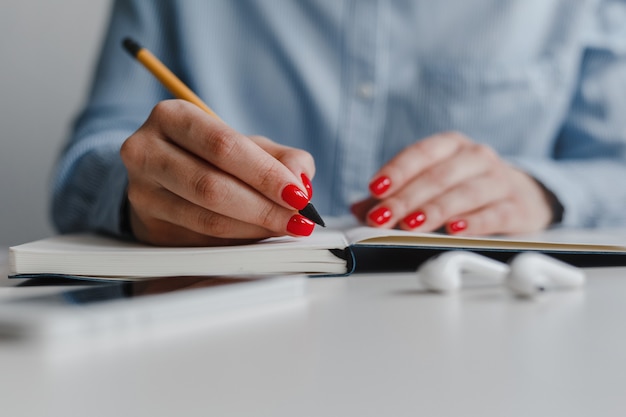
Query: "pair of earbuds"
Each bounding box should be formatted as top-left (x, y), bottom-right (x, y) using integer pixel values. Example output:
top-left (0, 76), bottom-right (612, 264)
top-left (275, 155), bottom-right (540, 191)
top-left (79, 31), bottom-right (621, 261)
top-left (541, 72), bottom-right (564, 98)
top-left (417, 251), bottom-right (586, 297)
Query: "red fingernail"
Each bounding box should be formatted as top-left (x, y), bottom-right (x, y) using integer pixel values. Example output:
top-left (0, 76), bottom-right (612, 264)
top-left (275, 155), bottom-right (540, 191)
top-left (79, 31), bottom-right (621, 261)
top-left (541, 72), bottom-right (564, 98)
top-left (447, 219), bottom-right (467, 234)
top-left (403, 211), bottom-right (426, 229)
top-left (287, 214), bottom-right (315, 236)
top-left (368, 207), bottom-right (392, 225)
top-left (301, 174), bottom-right (313, 199)
top-left (369, 176), bottom-right (391, 196)
top-left (282, 184), bottom-right (310, 210)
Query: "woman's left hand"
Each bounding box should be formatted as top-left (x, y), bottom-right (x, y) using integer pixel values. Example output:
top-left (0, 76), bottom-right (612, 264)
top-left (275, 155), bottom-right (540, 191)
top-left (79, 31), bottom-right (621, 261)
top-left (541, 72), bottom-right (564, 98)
top-left (351, 131), bottom-right (555, 235)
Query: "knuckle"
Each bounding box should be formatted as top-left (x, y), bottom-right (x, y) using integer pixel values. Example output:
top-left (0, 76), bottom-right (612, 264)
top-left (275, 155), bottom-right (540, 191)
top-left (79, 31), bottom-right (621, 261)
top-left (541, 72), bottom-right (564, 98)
top-left (473, 143), bottom-right (499, 161)
top-left (257, 203), bottom-right (281, 231)
top-left (417, 141), bottom-right (439, 163)
top-left (270, 144), bottom-right (316, 176)
top-left (196, 211), bottom-right (232, 237)
top-left (191, 173), bottom-right (224, 206)
top-left (120, 136), bottom-right (147, 169)
top-left (450, 185), bottom-right (474, 205)
top-left (462, 181), bottom-right (488, 203)
top-left (156, 99), bottom-right (191, 114)
top-left (388, 196), bottom-right (410, 218)
top-left (425, 201), bottom-right (446, 224)
top-left (423, 166), bottom-right (453, 190)
top-left (291, 148), bottom-right (315, 170)
top-left (151, 100), bottom-right (178, 120)
top-left (444, 130), bottom-right (470, 145)
top-left (204, 128), bottom-right (239, 160)
top-left (256, 161), bottom-right (283, 192)
top-left (150, 100), bottom-right (201, 140)
top-left (150, 101), bottom-right (168, 119)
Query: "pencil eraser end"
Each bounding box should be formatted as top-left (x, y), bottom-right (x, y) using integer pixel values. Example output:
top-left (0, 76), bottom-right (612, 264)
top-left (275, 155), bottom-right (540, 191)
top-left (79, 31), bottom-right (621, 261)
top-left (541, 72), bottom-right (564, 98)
top-left (122, 37), bottom-right (141, 57)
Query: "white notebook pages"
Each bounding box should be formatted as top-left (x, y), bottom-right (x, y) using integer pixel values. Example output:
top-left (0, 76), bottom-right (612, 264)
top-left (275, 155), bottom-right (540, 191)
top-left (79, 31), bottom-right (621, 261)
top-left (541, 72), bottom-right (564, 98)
top-left (8, 224), bottom-right (626, 281)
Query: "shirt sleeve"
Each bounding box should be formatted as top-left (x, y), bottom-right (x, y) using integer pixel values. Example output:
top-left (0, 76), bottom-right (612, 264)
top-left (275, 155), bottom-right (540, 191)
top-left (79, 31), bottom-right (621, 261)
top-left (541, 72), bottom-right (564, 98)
top-left (508, 0), bottom-right (626, 228)
top-left (50, 0), bottom-right (175, 237)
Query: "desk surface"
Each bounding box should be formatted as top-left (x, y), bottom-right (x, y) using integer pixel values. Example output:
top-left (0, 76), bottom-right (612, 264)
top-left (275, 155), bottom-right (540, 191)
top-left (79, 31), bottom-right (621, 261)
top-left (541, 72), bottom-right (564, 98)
top-left (1, 250), bottom-right (626, 417)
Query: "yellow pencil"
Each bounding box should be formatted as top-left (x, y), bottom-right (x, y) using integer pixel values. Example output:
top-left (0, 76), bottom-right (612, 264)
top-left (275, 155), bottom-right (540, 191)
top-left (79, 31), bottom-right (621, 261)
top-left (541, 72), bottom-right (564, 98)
top-left (121, 37), bottom-right (325, 227)
top-left (122, 37), bottom-right (222, 122)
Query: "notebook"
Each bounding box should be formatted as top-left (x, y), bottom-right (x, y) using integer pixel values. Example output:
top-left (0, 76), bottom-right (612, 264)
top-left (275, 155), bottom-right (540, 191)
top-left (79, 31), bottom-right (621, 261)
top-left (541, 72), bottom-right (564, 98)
top-left (8, 224), bottom-right (626, 281)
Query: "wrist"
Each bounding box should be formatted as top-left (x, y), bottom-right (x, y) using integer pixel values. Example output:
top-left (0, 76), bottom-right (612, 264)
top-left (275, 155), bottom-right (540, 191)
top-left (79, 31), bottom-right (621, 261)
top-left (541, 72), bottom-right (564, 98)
top-left (534, 179), bottom-right (564, 225)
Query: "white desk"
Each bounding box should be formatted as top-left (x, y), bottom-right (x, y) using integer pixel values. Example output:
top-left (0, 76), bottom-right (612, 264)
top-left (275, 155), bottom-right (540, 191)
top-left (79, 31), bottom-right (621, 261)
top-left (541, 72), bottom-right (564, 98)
top-left (1, 250), bottom-right (626, 417)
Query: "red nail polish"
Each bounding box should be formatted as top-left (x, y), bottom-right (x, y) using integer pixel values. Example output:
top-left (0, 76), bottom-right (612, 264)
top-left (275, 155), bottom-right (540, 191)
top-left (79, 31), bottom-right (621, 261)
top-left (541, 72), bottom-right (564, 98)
top-left (369, 176), bottom-right (391, 196)
top-left (369, 207), bottom-right (392, 225)
top-left (403, 211), bottom-right (426, 229)
top-left (287, 214), bottom-right (315, 236)
top-left (301, 174), bottom-right (313, 199)
top-left (281, 184), bottom-right (309, 210)
top-left (447, 219), bottom-right (467, 234)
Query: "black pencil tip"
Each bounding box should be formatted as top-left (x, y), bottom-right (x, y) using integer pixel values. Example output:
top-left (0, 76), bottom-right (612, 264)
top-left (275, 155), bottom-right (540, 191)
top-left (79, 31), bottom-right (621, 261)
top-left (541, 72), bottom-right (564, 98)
top-left (299, 203), bottom-right (326, 227)
top-left (122, 37), bottom-right (141, 57)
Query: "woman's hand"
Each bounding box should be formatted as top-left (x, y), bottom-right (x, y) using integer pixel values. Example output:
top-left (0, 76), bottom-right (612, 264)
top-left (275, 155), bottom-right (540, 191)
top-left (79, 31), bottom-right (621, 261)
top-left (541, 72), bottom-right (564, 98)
top-left (120, 99), bottom-right (316, 246)
top-left (351, 132), bottom-right (554, 235)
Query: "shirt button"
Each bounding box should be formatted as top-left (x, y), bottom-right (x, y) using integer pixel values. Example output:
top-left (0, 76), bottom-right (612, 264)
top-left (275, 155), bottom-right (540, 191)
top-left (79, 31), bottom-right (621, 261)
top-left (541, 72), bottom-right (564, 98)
top-left (357, 82), bottom-right (375, 99)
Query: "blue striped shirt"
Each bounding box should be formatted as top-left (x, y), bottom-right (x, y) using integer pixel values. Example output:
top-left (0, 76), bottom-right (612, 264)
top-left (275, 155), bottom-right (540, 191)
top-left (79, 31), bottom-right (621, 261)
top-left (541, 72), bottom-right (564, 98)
top-left (52, 0), bottom-right (626, 236)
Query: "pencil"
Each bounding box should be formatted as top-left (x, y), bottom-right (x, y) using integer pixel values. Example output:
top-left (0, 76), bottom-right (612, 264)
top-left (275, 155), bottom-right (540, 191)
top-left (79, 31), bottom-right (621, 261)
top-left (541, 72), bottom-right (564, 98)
top-left (122, 37), bottom-right (325, 227)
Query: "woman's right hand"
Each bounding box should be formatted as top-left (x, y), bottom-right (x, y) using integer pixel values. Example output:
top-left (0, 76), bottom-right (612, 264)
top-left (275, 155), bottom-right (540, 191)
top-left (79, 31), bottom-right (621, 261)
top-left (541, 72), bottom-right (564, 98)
top-left (120, 99), bottom-right (317, 246)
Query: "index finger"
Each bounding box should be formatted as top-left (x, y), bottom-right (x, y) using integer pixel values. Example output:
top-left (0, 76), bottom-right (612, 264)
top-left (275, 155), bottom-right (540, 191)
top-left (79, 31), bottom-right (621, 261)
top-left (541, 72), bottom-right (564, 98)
top-left (249, 135), bottom-right (316, 198)
top-left (150, 100), bottom-right (311, 211)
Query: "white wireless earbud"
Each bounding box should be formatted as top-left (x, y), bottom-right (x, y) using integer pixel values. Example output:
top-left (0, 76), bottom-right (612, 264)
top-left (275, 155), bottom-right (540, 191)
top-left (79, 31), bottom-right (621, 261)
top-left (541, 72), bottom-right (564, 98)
top-left (418, 251), bottom-right (509, 292)
top-left (418, 251), bottom-right (586, 297)
top-left (506, 252), bottom-right (586, 297)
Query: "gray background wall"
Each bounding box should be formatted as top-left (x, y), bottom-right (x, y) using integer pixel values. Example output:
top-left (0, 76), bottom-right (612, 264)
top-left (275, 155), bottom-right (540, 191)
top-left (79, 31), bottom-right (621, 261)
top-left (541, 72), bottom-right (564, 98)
top-left (0, 0), bottom-right (111, 246)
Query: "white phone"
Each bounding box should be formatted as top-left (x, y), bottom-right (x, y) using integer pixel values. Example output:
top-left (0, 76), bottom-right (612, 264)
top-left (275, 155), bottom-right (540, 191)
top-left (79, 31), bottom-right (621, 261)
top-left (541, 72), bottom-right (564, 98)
top-left (0, 274), bottom-right (306, 341)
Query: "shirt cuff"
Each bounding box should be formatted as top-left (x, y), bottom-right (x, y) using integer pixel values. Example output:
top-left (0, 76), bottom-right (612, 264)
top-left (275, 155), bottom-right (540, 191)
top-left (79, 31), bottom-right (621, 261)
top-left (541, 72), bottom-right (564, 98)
top-left (91, 157), bottom-right (131, 238)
